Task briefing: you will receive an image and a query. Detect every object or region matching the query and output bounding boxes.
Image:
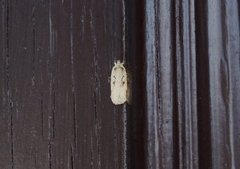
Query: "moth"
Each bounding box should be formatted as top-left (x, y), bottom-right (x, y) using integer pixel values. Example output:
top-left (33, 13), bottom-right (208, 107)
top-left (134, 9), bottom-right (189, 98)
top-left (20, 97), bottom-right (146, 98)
top-left (110, 60), bottom-right (131, 105)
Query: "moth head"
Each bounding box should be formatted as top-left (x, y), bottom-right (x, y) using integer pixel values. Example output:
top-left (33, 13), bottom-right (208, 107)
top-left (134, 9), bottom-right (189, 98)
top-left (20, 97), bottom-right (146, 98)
top-left (114, 60), bottom-right (124, 66)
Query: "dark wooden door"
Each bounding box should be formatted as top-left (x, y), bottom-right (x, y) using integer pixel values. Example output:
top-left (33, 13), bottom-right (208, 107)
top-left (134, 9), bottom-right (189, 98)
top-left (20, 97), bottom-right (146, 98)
top-left (0, 0), bottom-right (239, 169)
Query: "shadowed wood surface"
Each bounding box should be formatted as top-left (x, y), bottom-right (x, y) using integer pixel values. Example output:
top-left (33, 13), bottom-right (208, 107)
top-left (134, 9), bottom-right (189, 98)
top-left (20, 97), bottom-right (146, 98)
top-left (142, 0), bottom-right (239, 169)
top-left (0, 0), bottom-right (239, 169)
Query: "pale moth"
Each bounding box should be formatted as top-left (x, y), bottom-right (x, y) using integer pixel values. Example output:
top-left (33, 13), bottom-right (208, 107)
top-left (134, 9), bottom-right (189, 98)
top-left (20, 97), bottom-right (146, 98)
top-left (110, 60), bottom-right (131, 105)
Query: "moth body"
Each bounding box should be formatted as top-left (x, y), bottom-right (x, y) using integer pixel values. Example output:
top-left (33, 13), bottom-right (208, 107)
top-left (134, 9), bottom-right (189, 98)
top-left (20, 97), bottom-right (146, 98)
top-left (110, 60), bottom-right (131, 105)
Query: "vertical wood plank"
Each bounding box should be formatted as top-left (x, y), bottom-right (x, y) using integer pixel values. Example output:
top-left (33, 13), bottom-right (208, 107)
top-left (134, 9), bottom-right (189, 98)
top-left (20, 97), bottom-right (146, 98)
top-left (174, 0), bottom-right (198, 168)
top-left (70, 0), bottom-right (127, 168)
top-left (225, 1), bottom-right (240, 167)
top-left (155, 1), bottom-right (175, 168)
top-left (142, 0), bottom-right (199, 168)
top-left (144, 0), bottom-right (159, 168)
top-left (0, 0), bottom-right (12, 168)
top-left (0, 0), bottom-right (127, 169)
top-left (196, 0), bottom-right (240, 168)
top-left (7, 0), bottom-right (50, 168)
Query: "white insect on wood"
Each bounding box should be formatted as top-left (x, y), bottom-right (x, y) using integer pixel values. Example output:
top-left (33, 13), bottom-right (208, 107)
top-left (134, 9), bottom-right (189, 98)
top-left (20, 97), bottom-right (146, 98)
top-left (110, 60), bottom-right (131, 105)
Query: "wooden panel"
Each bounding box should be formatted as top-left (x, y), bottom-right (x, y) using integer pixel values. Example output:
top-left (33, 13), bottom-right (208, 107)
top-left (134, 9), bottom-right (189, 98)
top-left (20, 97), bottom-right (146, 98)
top-left (196, 0), bottom-right (240, 168)
top-left (0, 0), bottom-right (239, 169)
top-left (141, 0), bottom-right (199, 168)
top-left (0, 1), bottom-right (13, 169)
top-left (0, 0), bottom-right (127, 168)
top-left (142, 0), bottom-right (239, 169)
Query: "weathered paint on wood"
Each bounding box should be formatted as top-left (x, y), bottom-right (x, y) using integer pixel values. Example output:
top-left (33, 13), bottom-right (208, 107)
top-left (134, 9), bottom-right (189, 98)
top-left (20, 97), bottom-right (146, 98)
top-left (0, 0), bottom-right (128, 169)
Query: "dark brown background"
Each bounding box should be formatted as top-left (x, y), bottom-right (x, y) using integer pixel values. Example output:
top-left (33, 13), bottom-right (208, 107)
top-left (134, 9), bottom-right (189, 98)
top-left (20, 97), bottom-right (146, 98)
top-left (0, 0), bottom-right (239, 169)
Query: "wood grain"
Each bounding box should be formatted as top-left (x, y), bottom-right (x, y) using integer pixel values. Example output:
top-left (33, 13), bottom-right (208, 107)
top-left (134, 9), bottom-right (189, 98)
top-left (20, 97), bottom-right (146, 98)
top-left (0, 0), bottom-right (239, 169)
top-left (142, 0), bottom-right (239, 169)
top-left (0, 0), bottom-right (127, 168)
